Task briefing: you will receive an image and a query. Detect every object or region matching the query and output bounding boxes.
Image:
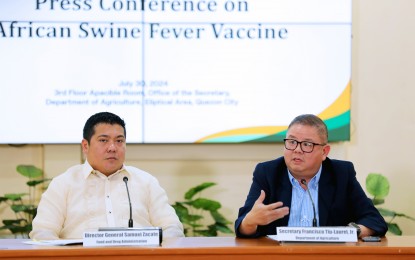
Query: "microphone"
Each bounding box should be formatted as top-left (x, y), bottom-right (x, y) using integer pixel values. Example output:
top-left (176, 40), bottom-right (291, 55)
top-left (300, 179), bottom-right (317, 227)
top-left (123, 176), bottom-right (133, 228)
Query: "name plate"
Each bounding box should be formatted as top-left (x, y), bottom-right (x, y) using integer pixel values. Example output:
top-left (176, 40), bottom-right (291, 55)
top-left (83, 227), bottom-right (162, 247)
top-left (275, 227), bottom-right (357, 242)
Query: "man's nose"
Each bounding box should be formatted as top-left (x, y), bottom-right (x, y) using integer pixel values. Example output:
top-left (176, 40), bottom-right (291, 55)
top-left (294, 143), bottom-right (303, 153)
top-left (107, 142), bottom-right (116, 151)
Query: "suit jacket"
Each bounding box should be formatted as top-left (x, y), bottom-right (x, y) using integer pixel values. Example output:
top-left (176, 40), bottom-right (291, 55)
top-left (235, 157), bottom-right (388, 238)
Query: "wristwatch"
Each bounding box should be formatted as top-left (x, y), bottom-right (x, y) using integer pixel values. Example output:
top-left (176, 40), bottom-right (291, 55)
top-left (348, 222), bottom-right (361, 237)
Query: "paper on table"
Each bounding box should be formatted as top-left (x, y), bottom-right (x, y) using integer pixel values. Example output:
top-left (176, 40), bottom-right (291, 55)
top-left (23, 239), bottom-right (83, 246)
top-left (267, 235), bottom-right (279, 241)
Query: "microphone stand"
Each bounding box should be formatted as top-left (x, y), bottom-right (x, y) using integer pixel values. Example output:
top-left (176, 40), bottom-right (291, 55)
top-left (123, 176), bottom-right (133, 228)
top-left (301, 179), bottom-right (317, 227)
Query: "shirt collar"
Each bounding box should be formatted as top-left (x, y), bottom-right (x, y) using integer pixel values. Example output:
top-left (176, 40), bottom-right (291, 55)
top-left (287, 165), bottom-right (322, 189)
top-left (82, 160), bottom-right (130, 179)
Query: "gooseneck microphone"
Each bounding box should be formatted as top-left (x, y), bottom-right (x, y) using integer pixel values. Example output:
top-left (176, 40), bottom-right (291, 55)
top-left (300, 179), bottom-right (317, 227)
top-left (123, 176), bottom-right (133, 228)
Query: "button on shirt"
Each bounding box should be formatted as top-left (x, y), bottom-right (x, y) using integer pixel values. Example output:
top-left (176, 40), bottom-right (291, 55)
top-left (30, 161), bottom-right (184, 240)
top-left (287, 167), bottom-right (322, 227)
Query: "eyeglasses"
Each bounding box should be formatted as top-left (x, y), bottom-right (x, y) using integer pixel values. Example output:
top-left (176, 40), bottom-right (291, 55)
top-left (283, 139), bottom-right (325, 153)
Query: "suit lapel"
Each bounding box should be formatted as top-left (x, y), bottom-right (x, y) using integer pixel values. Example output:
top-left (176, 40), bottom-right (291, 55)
top-left (276, 162), bottom-right (292, 226)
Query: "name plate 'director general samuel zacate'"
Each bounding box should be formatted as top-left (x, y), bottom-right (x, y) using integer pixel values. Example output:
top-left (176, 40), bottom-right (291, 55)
top-left (83, 227), bottom-right (162, 247)
top-left (275, 227), bottom-right (358, 242)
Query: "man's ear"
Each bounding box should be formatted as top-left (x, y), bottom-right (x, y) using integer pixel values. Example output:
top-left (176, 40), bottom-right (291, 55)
top-left (322, 144), bottom-right (331, 159)
top-left (81, 139), bottom-right (89, 153)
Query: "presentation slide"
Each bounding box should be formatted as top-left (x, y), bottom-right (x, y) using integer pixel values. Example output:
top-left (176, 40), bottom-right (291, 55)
top-left (0, 0), bottom-right (352, 144)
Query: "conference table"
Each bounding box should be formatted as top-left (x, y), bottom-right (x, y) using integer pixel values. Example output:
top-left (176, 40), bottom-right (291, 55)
top-left (1, 236), bottom-right (415, 260)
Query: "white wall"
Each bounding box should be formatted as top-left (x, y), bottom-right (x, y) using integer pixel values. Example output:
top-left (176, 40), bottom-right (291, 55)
top-left (1, 0), bottom-right (414, 236)
top-left (347, 0), bottom-right (415, 234)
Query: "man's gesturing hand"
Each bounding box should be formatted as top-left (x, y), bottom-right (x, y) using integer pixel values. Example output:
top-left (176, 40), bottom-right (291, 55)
top-left (239, 190), bottom-right (290, 236)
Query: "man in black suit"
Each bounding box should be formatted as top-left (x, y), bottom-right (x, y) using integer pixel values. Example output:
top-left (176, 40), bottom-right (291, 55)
top-left (235, 114), bottom-right (387, 238)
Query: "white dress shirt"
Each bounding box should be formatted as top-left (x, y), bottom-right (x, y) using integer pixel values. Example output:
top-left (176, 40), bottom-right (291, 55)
top-left (30, 161), bottom-right (184, 239)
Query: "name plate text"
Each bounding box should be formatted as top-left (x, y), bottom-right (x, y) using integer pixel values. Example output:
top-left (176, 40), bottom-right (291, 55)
top-left (83, 227), bottom-right (162, 247)
top-left (276, 226), bottom-right (357, 242)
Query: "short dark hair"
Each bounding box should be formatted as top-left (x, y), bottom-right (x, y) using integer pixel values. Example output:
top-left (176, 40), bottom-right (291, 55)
top-left (288, 114), bottom-right (328, 143)
top-left (83, 112), bottom-right (126, 143)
